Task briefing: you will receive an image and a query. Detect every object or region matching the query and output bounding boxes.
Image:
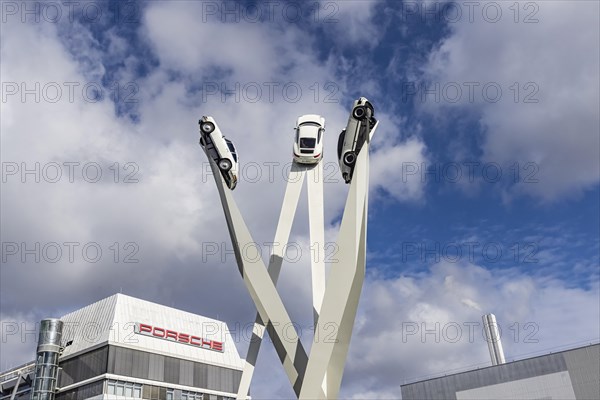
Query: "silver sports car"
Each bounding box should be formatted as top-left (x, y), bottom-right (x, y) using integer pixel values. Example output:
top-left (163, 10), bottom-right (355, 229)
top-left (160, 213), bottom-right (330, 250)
top-left (199, 116), bottom-right (239, 190)
top-left (337, 97), bottom-right (377, 184)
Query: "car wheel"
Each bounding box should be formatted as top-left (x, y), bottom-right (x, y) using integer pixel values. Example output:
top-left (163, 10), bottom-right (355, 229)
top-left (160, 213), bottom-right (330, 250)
top-left (343, 152), bottom-right (356, 166)
top-left (201, 121), bottom-right (215, 133)
top-left (353, 106), bottom-right (367, 120)
top-left (218, 158), bottom-right (232, 171)
top-left (199, 137), bottom-right (205, 146)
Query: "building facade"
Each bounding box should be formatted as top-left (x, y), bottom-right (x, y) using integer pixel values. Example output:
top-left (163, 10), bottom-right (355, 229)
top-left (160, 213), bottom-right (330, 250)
top-left (1, 294), bottom-right (244, 400)
top-left (401, 343), bottom-right (599, 400)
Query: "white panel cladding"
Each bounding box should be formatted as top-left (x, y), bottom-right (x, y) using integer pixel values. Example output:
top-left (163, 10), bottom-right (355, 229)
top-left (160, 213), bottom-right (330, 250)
top-left (58, 293), bottom-right (243, 370)
top-left (456, 371), bottom-right (577, 400)
top-left (60, 294), bottom-right (118, 357)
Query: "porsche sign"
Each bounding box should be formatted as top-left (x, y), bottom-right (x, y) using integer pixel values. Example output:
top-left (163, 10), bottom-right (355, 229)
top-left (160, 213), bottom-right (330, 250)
top-left (134, 322), bottom-right (224, 352)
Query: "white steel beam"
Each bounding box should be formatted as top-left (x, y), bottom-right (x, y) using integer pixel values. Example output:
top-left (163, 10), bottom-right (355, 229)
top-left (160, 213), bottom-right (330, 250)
top-left (236, 163), bottom-right (306, 399)
top-left (203, 119), bottom-right (377, 399)
top-left (205, 157), bottom-right (321, 398)
top-left (299, 122), bottom-right (377, 399)
top-left (237, 161), bottom-right (327, 399)
top-left (306, 161), bottom-right (326, 325)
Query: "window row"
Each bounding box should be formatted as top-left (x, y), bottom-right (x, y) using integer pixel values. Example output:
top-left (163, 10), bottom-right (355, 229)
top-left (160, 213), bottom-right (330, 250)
top-left (105, 379), bottom-right (234, 400)
top-left (106, 379), bottom-right (142, 398)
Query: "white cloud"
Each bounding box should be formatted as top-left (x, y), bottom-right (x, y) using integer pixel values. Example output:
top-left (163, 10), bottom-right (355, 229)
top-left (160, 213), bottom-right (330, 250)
top-left (421, 1), bottom-right (600, 201)
top-left (0, 312), bottom-right (40, 372)
top-left (2, 3), bottom-right (596, 399)
top-left (0, 3), bottom-right (426, 394)
top-left (460, 298), bottom-right (482, 311)
top-left (340, 262), bottom-right (600, 398)
top-left (320, 0), bottom-right (383, 47)
top-left (142, 3), bottom-right (279, 80)
top-left (370, 137), bottom-right (428, 202)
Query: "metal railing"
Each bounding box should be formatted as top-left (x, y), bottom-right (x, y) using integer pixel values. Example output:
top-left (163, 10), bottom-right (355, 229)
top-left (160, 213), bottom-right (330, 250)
top-left (0, 363), bottom-right (35, 383)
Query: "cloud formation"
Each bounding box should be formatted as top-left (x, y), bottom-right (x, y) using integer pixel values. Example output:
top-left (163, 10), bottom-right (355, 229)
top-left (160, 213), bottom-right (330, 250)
top-left (1, 2), bottom-right (598, 399)
top-left (422, 1), bottom-right (600, 201)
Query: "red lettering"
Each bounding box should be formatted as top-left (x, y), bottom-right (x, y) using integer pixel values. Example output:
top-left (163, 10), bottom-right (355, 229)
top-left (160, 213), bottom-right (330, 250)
top-left (190, 336), bottom-right (202, 346)
top-left (165, 330), bottom-right (178, 341)
top-left (178, 333), bottom-right (190, 343)
top-left (135, 323), bottom-right (223, 352)
top-left (139, 323), bottom-right (152, 333)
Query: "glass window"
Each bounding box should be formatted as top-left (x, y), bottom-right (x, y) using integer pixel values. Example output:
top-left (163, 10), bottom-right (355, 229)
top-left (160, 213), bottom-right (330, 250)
top-left (116, 384), bottom-right (124, 396)
top-left (317, 129), bottom-right (322, 143)
top-left (107, 381), bottom-right (116, 395)
top-left (134, 386), bottom-right (142, 398)
top-left (182, 390), bottom-right (207, 400)
top-left (300, 122), bottom-right (320, 127)
top-left (299, 138), bottom-right (316, 149)
top-left (226, 141), bottom-right (235, 152)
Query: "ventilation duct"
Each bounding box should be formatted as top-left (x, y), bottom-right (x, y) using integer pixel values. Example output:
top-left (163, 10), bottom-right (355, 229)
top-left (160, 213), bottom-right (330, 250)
top-left (31, 319), bottom-right (63, 400)
top-left (482, 313), bottom-right (506, 366)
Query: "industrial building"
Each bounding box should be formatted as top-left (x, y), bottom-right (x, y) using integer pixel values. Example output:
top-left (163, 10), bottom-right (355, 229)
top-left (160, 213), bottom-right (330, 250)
top-left (3, 298), bottom-right (598, 400)
top-left (401, 342), bottom-right (599, 400)
top-left (0, 294), bottom-right (244, 400)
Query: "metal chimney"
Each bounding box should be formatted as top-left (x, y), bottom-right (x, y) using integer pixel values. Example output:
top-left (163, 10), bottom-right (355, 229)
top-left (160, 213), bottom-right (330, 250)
top-left (31, 319), bottom-right (63, 400)
top-left (482, 313), bottom-right (505, 365)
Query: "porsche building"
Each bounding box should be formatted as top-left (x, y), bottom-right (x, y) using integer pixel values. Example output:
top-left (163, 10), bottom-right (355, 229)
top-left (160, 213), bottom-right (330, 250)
top-left (0, 294), bottom-right (244, 400)
top-left (401, 343), bottom-right (599, 400)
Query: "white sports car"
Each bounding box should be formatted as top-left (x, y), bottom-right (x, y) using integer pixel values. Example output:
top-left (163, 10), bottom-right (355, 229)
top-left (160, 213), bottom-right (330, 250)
top-left (337, 97), bottom-right (376, 183)
top-left (293, 114), bottom-right (325, 165)
top-left (199, 116), bottom-right (239, 190)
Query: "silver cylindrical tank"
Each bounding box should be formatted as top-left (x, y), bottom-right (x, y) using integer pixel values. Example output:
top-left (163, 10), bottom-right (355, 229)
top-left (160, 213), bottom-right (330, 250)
top-left (31, 319), bottom-right (63, 400)
top-left (482, 313), bottom-right (506, 365)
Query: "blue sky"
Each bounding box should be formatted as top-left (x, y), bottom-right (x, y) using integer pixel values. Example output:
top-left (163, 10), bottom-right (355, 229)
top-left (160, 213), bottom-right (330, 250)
top-left (1, 1), bottom-right (599, 398)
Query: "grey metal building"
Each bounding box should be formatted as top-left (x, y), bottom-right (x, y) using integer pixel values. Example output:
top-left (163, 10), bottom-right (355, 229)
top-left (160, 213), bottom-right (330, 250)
top-left (401, 343), bottom-right (599, 400)
top-left (0, 294), bottom-right (244, 400)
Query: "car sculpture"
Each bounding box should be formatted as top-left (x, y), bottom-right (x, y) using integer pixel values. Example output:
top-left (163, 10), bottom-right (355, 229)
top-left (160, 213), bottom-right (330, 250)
top-left (199, 116), bottom-right (239, 190)
top-left (293, 114), bottom-right (325, 165)
top-left (337, 97), bottom-right (377, 183)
